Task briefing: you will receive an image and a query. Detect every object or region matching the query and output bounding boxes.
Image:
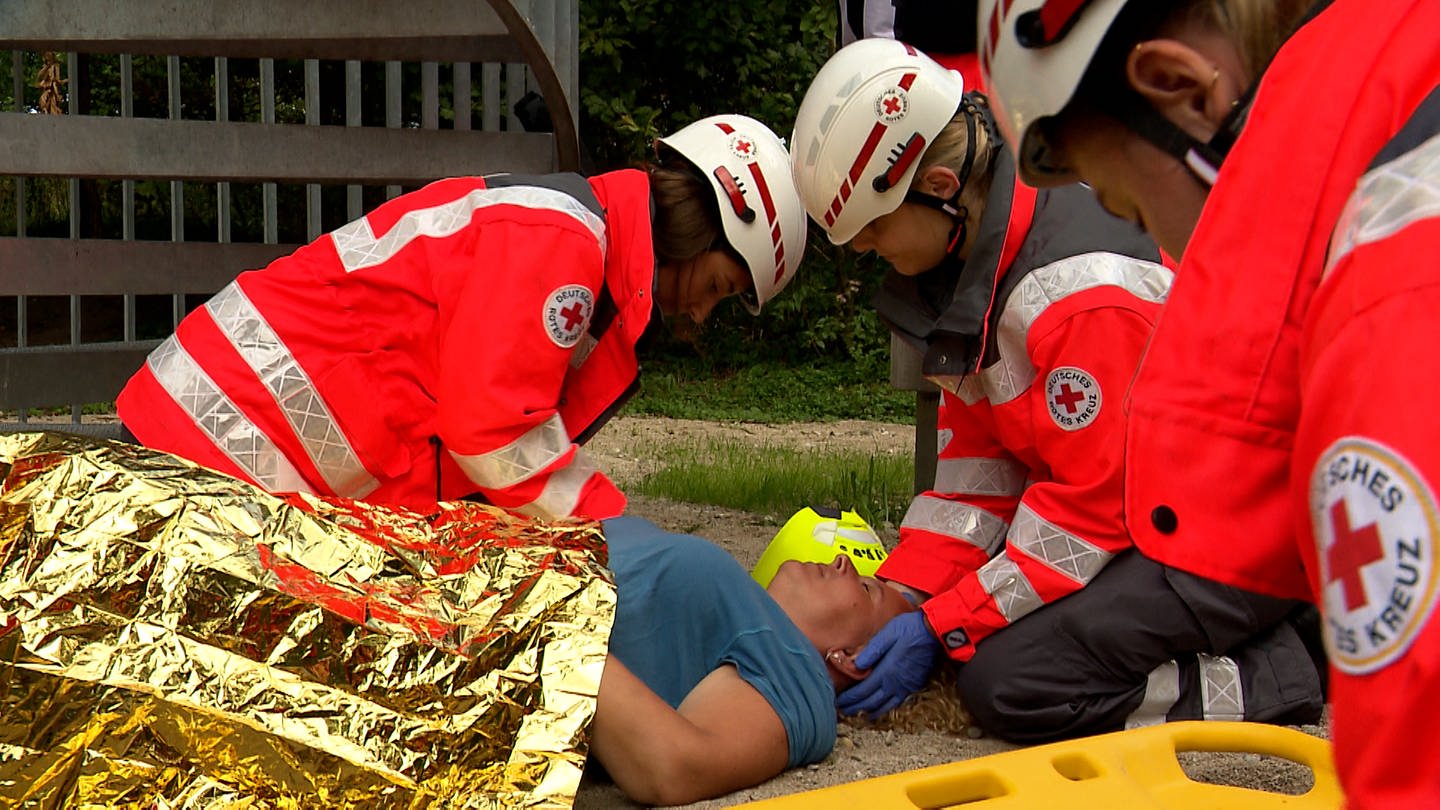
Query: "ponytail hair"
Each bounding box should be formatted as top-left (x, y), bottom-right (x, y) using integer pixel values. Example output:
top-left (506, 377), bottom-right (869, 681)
top-left (646, 148), bottom-right (725, 265)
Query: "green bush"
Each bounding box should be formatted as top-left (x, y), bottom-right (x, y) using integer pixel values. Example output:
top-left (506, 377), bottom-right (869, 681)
top-left (579, 0), bottom-right (835, 169)
top-left (580, 1), bottom-right (902, 374)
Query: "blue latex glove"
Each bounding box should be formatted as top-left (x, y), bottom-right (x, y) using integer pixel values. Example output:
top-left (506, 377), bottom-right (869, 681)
top-left (836, 610), bottom-right (942, 717)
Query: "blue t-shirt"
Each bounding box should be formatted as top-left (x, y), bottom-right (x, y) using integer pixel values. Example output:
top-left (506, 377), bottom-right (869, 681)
top-left (601, 516), bottom-right (836, 768)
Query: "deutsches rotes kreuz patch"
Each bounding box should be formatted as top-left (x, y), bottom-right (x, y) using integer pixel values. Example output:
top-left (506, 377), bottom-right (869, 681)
top-left (543, 284), bottom-right (594, 348)
top-left (1311, 437), bottom-right (1440, 675)
top-left (1045, 366), bottom-right (1101, 431)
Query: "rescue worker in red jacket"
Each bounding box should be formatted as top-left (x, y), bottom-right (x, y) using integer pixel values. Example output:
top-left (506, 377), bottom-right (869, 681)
top-left (791, 39), bottom-right (1321, 737)
top-left (116, 114), bottom-right (808, 520)
top-left (983, 0), bottom-right (1439, 804)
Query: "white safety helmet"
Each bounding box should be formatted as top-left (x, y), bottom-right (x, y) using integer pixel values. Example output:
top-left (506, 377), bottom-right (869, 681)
top-left (790, 38), bottom-right (966, 245)
top-left (978, 0), bottom-right (1131, 187)
top-left (656, 114), bottom-right (809, 313)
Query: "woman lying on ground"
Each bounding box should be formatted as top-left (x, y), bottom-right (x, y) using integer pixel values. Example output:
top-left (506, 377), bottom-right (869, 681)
top-left (590, 515), bottom-right (917, 805)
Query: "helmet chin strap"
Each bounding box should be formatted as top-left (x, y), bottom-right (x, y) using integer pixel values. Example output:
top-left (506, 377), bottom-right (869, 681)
top-left (1107, 83), bottom-right (1257, 188)
top-left (903, 93), bottom-right (991, 256)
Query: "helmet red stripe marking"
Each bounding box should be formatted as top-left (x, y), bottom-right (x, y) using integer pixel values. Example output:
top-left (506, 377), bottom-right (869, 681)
top-left (897, 71), bottom-right (917, 91)
top-left (849, 121), bottom-right (888, 185)
top-left (1038, 0), bottom-right (1089, 43)
top-left (715, 122), bottom-right (735, 134)
top-left (747, 161), bottom-right (779, 224)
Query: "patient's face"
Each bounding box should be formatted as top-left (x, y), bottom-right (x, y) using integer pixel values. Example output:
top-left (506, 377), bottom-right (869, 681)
top-left (767, 555), bottom-right (914, 651)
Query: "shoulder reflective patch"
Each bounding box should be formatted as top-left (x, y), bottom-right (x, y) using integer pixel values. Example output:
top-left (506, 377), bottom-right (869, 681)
top-left (936, 427), bottom-right (954, 454)
top-left (1310, 436), bottom-right (1440, 675)
top-left (984, 253), bottom-right (1171, 405)
top-left (543, 285), bottom-right (594, 348)
top-left (1045, 366), bottom-right (1101, 431)
top-left (331, 185), bottom-right (607, 274)
top-left (1327, 129), bottom-right (1440, 278)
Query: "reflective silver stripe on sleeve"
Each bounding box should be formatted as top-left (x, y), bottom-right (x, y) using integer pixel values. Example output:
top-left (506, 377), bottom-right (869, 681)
top-left (331, 186), bottom-right (607, 274)
top-left (146, 335), bottom-right (314, 494)
top-left (1126, 659), bottom-right (1180, 729)
top-left (1327, 131), bottom-right (1440, 278)
top-left (901, 494), bottom-right (1008, 555)
top-left (1008, 503), bottom-right (1113, 585)
top-left (982, 254), bottom-right (1172, 405)
top-left (512, 448), bottom-right (600, 519)
top-left (934, 457), bottom-right (1027, 497)
top-left (1199, 653), bottom-right (1244, 721)
top-left (976, 554), bottom-right (1042, 622)
top-left (206, 284), bottom-right (379, 499)
top-left (450, 412), bottom-right (572, 491)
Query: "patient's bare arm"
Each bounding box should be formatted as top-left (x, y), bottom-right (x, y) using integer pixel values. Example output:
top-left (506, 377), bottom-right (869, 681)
top-left (589, 657), bottom-right (790, 805)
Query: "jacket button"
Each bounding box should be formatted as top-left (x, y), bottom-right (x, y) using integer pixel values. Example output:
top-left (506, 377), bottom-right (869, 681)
top-left (1150, 505), bottom-right (1178, 535)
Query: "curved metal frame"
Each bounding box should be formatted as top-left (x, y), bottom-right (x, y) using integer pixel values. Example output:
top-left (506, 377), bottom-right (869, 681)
top-left (486, 0), bottom-right (581, 172)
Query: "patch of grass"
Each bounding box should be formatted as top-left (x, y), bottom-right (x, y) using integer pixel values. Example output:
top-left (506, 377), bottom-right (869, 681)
top-left (626, 359), bottom-right (914, 424)
top-left (632, 436), bottom-right (913, 530)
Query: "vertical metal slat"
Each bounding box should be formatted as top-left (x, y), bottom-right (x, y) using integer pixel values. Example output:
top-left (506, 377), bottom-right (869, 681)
top-left (12, 51), bottom-right (28, 419)
top-left (121, 54), bottom-right (136, 342)
top-left (261, 58), bottom-right (277, 244)
top-left (421, 61), bottom-right (439, 130)
top-left (10, 52), bottom-right (25, 239)
top-left (453, 62), bottom-right (471, 131)
top-left (67, 51), bottom-right (81, 420)
top-left (304, 59), bottom-right (321, 241)
top-left (345, 59), bottom-right (362, 219)
top-left (215, 56), bottom-right (231, 242)
top-left (385, 61), bottom-right (402, 199)
top-left (168, 55), bottom-right (185, 328)
top-left (481, 63), bottom-right (500, 132)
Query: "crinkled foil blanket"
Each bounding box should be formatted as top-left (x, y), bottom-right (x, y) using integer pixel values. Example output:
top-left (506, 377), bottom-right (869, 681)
top-left (0, 432), bottom-right (616, 809)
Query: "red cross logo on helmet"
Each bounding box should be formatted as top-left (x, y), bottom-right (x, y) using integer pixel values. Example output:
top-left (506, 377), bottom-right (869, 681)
top-left (875, 88), bottom-right (909, 123)
top-left (728, 133), bottom-right (758, 161)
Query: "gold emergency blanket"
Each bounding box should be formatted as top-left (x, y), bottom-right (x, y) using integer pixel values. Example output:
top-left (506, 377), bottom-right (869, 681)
top-left (0, 432), bottom-right (616, 809)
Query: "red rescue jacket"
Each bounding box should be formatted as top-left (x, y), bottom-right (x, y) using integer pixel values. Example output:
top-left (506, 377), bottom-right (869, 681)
top-left (117, 170), bottom-right (657, 519)
top-left (1122, 0), bottom-right (1440, 803)
top-left (874, 148), bottom-right (1169, 660)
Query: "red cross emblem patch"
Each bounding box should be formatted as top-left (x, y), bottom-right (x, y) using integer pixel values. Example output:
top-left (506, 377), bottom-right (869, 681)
top-left (1311, 437), bottom-right (1439, 675)
top-left (1044, 367), bottom-right (1101, 431)
top-left (727, 133), bottom-right (758, 162)
top-left (543, 284), bottom-right (594, 349)
top-left (875, 87), bottom-right (909, 123)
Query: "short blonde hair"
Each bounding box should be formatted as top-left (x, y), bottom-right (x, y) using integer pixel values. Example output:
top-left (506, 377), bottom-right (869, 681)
top-left (1079, 0), bottom-right (1312, 101)
top-left (1159, 0), bottom-right (1312, 81)
top-left (912, 95), bottom-right (1001, 216)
